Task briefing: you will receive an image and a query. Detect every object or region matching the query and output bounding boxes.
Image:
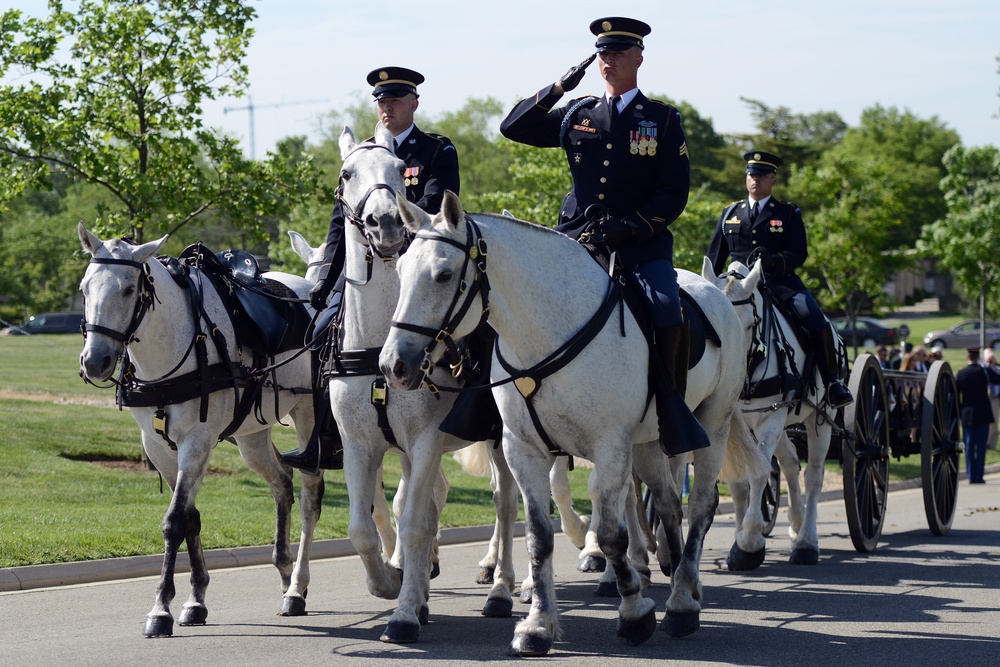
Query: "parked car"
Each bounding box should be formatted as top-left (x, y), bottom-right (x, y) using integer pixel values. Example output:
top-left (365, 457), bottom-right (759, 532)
top-left (923, 320), bottom-right (1000, 350)
top-left (1, 312), bottom-right (84, 336)
top-left (830, 317), bottom-right (900, 347)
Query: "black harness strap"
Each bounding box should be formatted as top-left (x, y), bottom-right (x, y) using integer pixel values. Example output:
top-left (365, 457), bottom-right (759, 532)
top-left (494, 279), bottom-right (624, 456)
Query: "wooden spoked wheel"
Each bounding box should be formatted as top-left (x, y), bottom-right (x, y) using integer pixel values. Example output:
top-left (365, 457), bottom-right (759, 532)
top-left (920, 360), bottom-right (961, 536)
top-left (842, 353), bottom-right (891, 553)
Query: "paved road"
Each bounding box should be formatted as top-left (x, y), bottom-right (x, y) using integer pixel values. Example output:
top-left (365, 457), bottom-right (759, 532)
top-left (3, 475), bottom-right (999, 667)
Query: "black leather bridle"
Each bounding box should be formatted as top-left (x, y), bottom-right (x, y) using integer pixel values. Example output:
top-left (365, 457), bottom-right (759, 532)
top-left (388, 215), bottom-right (490, 392)
top-left (336, 142), bottom-right (408, 286)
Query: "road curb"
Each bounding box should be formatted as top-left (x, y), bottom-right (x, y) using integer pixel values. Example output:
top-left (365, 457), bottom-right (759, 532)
top-left (0, 522), bottom-right (532, 593)
top-left (5, 463), bottom-right (997, 594)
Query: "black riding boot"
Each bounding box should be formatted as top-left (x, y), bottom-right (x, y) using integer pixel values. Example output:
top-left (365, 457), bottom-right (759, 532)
top-left (653, 324), bottom-right (710, 456)
top-left (811, 327), bottom-right (853, 408)
top-left (281, 347), bottom-right (343, 475)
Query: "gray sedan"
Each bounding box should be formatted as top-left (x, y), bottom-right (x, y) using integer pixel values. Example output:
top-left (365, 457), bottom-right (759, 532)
top-left (923, 319), bottom-right (1000, 350)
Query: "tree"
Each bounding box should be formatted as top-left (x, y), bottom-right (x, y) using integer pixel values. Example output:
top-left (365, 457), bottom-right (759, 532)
top-left (837, 105), bottom-right (959, 247)
top-left (919, 145), bottom-right (1000, 348)
top-left (790, 150), bottom-right (910, 354)
top-left (0, 1), bottom-right (324, 244)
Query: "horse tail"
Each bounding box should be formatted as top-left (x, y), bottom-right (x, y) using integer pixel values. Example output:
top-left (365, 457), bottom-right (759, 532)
top-left (719, 408), bottom-right (769, 484)
top-left (452, 441), bottom-right (494, 478)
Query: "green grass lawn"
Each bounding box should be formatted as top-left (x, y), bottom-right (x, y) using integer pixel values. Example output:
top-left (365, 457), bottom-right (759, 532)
top-left (2, 323), bottom-right (996, 568)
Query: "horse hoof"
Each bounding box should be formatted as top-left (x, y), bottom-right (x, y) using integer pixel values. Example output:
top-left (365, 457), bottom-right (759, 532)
top-left (661, 610), bottom-right (700, 637)
top-left (419, 604), bottom-right (429, 625)
top-left (143, 614), bottom-right (174, 638)
top-left (578, 554), bottom-right (606, 573)
top-left (482, 597), bottom-right (513, 618)
top-left (380, 620), bottom-right (420, 643)
top-left (725, 543), bottom-right (766, 571)
top-left (177, 605), bottom-right (208, 626)
top-left (510, 632), bottom-right (552, 656)
top-left (279, 595), bottom-right (307, 616)
top-left (789, 547), bottom-right (820, 565)
top-left (616, 606), bottom-right (657, 646)
top-left (593, 581), bottom-right (620, 597)
top-left (519, 587), bottom-right (533, 604)
top-left (430, 562), bottom-right (440, 580)
top-left (476, 567), bottom-right (495, 585)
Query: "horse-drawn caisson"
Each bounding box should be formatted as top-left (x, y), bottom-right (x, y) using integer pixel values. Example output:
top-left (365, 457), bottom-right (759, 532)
top-left (715, 260), bottom-right (962, 560)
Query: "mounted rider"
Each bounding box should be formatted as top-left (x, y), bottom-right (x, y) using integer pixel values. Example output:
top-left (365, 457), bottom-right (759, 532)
top-left (499, 16), bottom-right (709, 456)
top-left (281, 67), bottom-right (461, 474)
top-left (707, 150), bottom-right (853, 408)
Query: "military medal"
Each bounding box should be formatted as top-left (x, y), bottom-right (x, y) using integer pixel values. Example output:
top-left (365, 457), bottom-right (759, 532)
top-left (636, 121), bottom-right (657, 157)
top-left (770, 219), bottom-right (783, 233)
top-left (404, 166), bottom-right (419, 186)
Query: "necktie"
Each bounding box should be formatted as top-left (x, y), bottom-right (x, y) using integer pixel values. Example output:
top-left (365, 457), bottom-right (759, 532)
top-left (610, 95), bottom-right (620, 125)
top-left (750, 202), bottom-right (759, 223)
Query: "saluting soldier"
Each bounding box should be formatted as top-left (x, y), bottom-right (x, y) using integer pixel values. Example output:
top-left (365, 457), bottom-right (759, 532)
top-left (499, 17), bottom-right (708, 456)
top-left (282, 67), bottom-right (461, 474)
top-left (707, 150), bottom-right (852, 408)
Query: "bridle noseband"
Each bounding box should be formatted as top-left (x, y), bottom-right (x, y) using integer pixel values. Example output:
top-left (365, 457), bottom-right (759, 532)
top-left (389, 216), bottom-right (490, 389)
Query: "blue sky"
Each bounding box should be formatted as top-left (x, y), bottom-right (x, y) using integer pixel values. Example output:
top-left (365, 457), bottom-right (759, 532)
top-left (7, 1), bottom-right (1000, 157)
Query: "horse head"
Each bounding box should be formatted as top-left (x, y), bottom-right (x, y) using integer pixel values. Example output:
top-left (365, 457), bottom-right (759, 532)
top-left (380, 190), bottom-right (486, 390)
top-left (704, 256), bottom-right (764, 356)
top-left (337, 122), bottom-right (409, 256)
top-left (77, 222), bottom-right (168, 382)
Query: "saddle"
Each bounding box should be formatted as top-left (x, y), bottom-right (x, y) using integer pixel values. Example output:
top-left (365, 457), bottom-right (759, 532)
top-left (742, 283), bottom-right (846, 403)
top-left (585, 246), bottom-right (721, 375)
top-left (170, 243), bottom-right (309, 359)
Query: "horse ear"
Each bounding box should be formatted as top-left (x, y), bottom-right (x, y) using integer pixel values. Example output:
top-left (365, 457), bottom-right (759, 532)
top-left (439, 190), bottom-right (465, 229)
top-left (701, 256), bottom-right (721, 285)
top-left (339, 125), bottom-right (357, 160)
top-left (131, 235), bottom-right (169, 263)
top-left (397, 192), bottom-right (430, 234)
top-left (288, 230), bottom-right (313, 265)
top-left (78, 220), bottom-right (103, 256)
top-left (374, 122), bottom-right (393, 151)
top-left (743, 260), bottom-right (762, 292)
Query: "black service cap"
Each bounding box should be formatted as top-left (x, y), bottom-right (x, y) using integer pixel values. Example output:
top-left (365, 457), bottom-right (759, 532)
top-left (590, 17), bottom-right (650, 52)
top-left (367, 67), bottom-right (423, 100)
top-left (744, 150), bottom-right (783, 175)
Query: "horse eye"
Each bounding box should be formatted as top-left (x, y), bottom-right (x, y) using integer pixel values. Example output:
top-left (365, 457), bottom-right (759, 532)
top-left (435, 270), bottom-right (453, 284)
top-left (340, 170), bottom-right (351, 181)
top-left (123, 285), bottom-right (135, 297)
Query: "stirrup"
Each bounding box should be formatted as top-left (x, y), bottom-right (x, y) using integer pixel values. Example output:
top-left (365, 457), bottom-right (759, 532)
top-left (826, 381), bottom-right (853, 408)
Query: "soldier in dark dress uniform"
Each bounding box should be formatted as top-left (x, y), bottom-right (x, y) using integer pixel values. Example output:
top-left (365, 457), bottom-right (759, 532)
top-left (707, 150), bottom-right (852, 408)
top-left (955, 348), bottom-right (1000, 484)
top-left (282, 67), bottom-right (461, 474)
top-left (499, 17), bottom-right (708, 456)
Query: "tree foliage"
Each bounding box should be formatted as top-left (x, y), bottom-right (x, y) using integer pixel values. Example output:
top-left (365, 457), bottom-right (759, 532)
top-left (0, 0), bottom-right (324, 244)
top-left (790, 149), bottom-right (909, 335)
top-left (918, 145), bottom-right (1000, 335)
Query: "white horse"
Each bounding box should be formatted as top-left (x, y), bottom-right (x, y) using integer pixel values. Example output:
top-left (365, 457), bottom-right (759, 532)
top-left (381, 192), bottom-right (768, 655)
top-left (78, 223), bottom-right (324, 637)
top-left (326, 124), bottom-right (519, 643)
top-left (288, 230), bottom-right (405, 563)
top-left (707, 259), bottom-right (838, 568)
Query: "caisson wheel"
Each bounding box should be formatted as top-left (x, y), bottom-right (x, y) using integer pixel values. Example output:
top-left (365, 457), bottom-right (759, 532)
top-left (842, 353), bottom-right (891, 553)
top-left (921, 360), bottom-right (961, 536)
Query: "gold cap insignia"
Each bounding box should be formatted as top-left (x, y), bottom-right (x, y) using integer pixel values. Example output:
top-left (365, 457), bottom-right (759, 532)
top-left (602, 21), bottom-right (612, 31)
top-left (379, 71), bottom-right (389, 81)
top-left (754, 153), bottom-right (762, 161)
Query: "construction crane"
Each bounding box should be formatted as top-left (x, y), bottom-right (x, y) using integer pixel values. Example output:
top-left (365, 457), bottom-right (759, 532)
top-left (223, 96), bottom-right (328, 160)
